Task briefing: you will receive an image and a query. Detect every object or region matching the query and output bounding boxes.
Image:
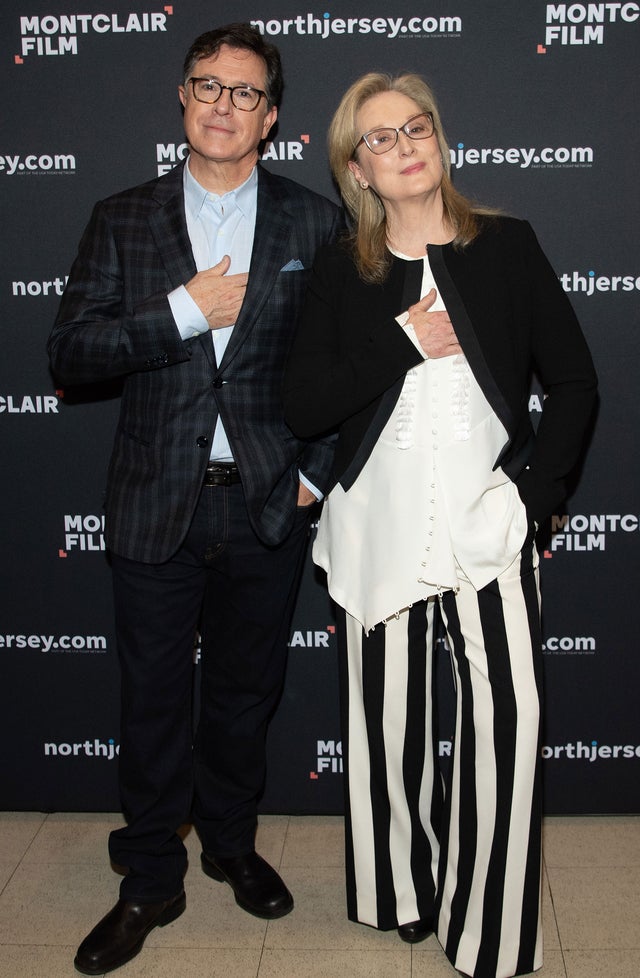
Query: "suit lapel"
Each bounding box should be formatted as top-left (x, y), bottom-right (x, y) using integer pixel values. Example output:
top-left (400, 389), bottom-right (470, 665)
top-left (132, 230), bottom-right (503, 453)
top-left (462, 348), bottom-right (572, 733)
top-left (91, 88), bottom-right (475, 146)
top-left (219, 166), bottom-right (292, 369)
top-left (147, 162), bottom-right (215, 366)
top-left (429, 244), bottom-right (514, 435)
top-left (339, 258), bottom-right (422, 490)
top-left (146, 163), bottom-right (294, 372)
top-left (148, 162), bottom-right (197, 290)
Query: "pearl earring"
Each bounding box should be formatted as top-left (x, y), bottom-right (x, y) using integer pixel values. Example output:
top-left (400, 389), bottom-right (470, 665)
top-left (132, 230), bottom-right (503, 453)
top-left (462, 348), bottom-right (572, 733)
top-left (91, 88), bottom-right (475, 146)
top-left (360, 181), bottom-right (368, 189)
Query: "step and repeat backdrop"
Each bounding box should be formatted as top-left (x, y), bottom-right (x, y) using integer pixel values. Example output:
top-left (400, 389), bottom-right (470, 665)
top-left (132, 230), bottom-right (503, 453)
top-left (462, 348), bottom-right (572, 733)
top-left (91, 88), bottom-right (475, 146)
top-left (1, 0), bottom-right (638, 815)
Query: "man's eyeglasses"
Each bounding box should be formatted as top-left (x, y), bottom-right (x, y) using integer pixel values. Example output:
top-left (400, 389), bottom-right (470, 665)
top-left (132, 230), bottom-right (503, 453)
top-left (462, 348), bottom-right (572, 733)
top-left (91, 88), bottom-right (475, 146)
top-left (354, 112), bottom-right (435, 156)
top-left (188, 78), bottom-right (267, 111)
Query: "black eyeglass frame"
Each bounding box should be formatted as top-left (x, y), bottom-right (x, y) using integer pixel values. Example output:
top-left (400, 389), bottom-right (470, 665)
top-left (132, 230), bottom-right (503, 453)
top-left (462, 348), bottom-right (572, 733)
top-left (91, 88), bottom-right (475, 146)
top-left (353, 112), bottom-right (435, 157)
top-left (187, 77), bottom-right (268, 111)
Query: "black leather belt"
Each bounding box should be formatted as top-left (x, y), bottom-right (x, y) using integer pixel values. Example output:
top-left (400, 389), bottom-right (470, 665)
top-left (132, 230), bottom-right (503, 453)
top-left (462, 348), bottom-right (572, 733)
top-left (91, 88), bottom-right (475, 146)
top-left (204, 461), bottom-right (241, 487)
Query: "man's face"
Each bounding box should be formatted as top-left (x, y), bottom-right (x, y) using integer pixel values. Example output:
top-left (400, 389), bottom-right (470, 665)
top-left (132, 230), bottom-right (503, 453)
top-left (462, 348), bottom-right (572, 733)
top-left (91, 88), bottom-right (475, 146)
top-left (179, 44), bottom-right (277, 183)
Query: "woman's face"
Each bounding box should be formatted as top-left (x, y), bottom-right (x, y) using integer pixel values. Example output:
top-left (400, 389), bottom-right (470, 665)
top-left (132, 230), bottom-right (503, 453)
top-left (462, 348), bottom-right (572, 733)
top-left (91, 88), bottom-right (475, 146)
top-left (348, 90), bottom-right (443, 210)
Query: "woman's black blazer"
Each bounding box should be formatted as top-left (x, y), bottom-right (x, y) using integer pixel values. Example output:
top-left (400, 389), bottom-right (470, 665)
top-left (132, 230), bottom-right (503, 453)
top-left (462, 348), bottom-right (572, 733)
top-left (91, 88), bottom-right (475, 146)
top-left (284, 216), bottom-right (597, 526)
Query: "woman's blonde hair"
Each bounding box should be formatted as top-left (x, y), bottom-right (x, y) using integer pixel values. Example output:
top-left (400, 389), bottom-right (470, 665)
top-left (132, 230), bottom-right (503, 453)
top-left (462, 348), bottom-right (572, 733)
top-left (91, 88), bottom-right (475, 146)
top-left (328, 72), bottom-right (495, 283)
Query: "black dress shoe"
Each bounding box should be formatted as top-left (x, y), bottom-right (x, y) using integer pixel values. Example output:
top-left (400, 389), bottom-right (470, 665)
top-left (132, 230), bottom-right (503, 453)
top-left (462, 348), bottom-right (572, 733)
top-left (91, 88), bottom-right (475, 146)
top-left (397, 918), bottom-right (433, 944)
top-left (201, 850), bottom-right (293, 919)
top-left (74, 891), bottom-right (186, 975)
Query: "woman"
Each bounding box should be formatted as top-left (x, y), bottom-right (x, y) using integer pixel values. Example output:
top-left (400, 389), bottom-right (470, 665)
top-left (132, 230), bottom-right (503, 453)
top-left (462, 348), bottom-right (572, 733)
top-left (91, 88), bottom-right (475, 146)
top-left (283, 73), bottom-right (597, 978)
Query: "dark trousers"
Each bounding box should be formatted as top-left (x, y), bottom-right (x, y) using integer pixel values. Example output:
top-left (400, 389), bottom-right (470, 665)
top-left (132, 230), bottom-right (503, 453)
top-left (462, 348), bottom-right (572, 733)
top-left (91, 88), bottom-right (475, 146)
top-left (108, 482), bottom-right (312, 901)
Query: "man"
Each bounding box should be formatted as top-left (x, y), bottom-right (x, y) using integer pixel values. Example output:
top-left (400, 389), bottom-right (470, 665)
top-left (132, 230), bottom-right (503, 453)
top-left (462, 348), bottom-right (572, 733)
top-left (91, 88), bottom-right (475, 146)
top-left (48, 23), bottom-right (342, 976)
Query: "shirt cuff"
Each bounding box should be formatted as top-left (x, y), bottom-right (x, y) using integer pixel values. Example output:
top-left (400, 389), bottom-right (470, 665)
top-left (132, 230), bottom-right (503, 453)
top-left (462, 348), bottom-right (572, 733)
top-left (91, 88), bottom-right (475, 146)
top-left (396, 311), bottom-right (428, 359)
top-left (299, 470), bottom-right (323, 502)
top-left (168, 285), bottom-right (209, 340)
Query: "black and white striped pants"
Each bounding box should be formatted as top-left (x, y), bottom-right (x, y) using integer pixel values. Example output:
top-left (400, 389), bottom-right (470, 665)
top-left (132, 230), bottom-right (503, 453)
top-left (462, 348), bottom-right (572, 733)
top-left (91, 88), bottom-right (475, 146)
top-left (338, 539), bottom-right (543, 978)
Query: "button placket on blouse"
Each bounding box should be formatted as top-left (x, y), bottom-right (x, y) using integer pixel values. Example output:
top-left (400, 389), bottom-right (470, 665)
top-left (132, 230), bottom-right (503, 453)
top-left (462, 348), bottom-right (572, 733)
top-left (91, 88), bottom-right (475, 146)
top-left (418, 361), bottom-right (439, 583)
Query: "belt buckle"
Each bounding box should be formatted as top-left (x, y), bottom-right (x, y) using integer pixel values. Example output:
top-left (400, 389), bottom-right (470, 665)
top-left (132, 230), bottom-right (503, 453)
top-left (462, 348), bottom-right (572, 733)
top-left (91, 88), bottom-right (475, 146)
top-left (206, 462), bottom-right (235, 487)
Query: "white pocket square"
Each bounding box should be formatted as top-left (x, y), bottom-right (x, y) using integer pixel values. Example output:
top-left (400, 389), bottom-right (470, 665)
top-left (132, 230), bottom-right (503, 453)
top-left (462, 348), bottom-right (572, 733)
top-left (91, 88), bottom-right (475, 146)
top-left (280, 259), bottom-right (305, 272)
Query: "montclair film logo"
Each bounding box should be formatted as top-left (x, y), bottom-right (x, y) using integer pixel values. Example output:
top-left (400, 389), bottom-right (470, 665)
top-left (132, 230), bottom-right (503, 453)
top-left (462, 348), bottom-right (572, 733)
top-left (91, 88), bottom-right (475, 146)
top-left (156, 138), bottom-right (309, 175)
top-left (1, 394), bottom-right (59, 414)
top-left (15, 8), bottom-right (172, 61)
top-left (44, 738), bottom-right (119, 760)
top-left (60, 514), bottom-right (106, 556)
top-left (289, 626), bottom-right (336, 648)
top-left (538, 2), bottom-right (639, 51)
top-left (311, 738), bottom-right (455, 778)
top-left (544, 513), bottom-right (639, 555)
top-left (312, 739), bottom-right (343, 777)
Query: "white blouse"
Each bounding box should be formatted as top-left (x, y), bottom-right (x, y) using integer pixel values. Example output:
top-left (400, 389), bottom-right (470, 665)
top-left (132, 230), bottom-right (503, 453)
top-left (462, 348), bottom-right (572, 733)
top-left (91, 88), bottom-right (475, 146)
top-left (313, 252), bottom-right (529, 633)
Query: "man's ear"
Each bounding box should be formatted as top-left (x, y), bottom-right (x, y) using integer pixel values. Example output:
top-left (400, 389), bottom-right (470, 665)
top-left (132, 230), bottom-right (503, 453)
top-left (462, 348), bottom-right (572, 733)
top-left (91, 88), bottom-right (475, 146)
top-left (262, 105), bottom-right (278, 140)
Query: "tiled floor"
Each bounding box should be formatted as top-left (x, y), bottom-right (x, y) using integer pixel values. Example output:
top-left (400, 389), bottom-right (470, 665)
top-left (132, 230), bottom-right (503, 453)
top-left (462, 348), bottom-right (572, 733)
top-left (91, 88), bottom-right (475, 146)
top-left (0, 812), bottom-right (638, 977)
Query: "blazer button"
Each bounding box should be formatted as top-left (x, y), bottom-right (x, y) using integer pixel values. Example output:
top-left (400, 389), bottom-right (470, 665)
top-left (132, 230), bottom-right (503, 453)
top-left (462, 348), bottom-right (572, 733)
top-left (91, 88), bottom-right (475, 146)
top-left (213, 378), bottom-right (224, 389)
top-left (196, 436), bottom-right (208, 448)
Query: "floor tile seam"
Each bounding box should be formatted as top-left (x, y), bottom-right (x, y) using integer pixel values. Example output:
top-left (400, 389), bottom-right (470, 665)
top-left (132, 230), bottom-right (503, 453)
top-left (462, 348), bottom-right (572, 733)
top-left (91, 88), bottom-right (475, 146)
top-left (0, 813), bottom-right (51, 876)
top-left (0, 940), bottom-right (74, 946)
top-left (16, 858), bottom-right (121, 865)
top-left (144, 941), bottom-right (268, 950)
top-left (255, 942), bottom-right (265, 978)
top-left (562, 948), bottom-right (640, 955)
top-left (543, 813), bottom-right (639, 818)
top-left (260, 947), bottom-right (413, 953)
top-left (279, 855), bottom-right (345, 861)
top-left (545, 861), bottom-right (640, 868)
top-left (556, 935), bottom-right (569, 977)
top-left (0, 939), bottom-right (82, 949)
top-left (558, 942), bottom-right (640, 951)
top-left (0, 863), bottom-right (24, 900)
top-left (542, 853), bottom-right (564, 950)
top-left (274, 814), bottom-right (291, 871)
top-left (262, 940), bottom-right (382, 947)
top-left (8, 853), bottom-right (124, 867)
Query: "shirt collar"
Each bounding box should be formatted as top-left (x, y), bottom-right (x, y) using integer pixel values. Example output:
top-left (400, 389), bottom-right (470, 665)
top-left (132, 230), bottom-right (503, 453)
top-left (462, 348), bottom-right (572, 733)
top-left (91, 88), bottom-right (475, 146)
top-left (183, 158), bottom-right (258, 221)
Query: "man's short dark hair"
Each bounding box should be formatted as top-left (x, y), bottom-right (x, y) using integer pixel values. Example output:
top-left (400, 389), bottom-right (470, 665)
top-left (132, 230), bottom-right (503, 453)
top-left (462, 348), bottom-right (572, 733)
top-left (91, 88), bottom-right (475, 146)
top-left (183, 23), bottom-right (283, 108)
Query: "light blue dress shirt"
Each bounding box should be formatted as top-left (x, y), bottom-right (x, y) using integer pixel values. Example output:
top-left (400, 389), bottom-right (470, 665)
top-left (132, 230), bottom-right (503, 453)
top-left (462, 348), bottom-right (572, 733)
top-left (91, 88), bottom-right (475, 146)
top-left (168, 161), bottom-right (257, 461)
top-left (167, 159), bottom-right (320, 497)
